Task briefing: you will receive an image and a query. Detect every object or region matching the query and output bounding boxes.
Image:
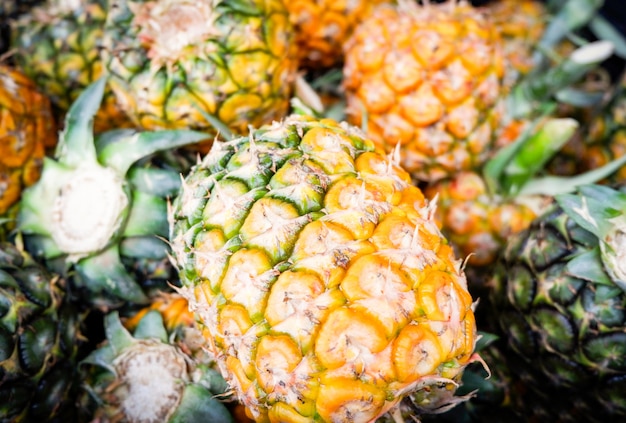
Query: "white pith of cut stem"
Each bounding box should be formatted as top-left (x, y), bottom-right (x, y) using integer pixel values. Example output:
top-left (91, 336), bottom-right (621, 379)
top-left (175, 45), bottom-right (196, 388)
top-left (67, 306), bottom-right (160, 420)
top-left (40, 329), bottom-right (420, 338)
top-left (51, 165), bottom-right (128, 259)
top-left (113, 340), bottom-right (189, 423)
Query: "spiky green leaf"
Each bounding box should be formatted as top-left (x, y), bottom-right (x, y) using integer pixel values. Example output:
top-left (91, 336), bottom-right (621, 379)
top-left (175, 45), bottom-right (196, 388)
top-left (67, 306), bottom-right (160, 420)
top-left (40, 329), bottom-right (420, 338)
top-left (120, 237), bottom-right (169, 261)
top-left (519, 154), bottom-right (626, 196)
top-left (565, 248), bottom-right (614, 285)
top-left (56, 77), bottom-right (107, 167)
top-left (80, 343), bottom-right (117, 375)
top-left (98, 130), bottom-right (211, 176)
top-left (75, 246), bottom-right (148, 304)
top-left (123, 191), bottom-right (168, 238)
top-left (104, 311), bottom-right (135, 355)
top-left (169, 385), bottom-right (234, 423)
top-left (128, 167), bottom-right (182, 197)
top-left (535, 0), bottom-right (605, 63)
top-left (556, 189), bottom-right (617, 237)
top-left (133, 310), bottom-right (168, 342)
top-left (510, 40), bottom-right (613, 119)
top-left (590, 14), bottom-right (626, 59)
top-left (503, 118), bottom-right (578, 196)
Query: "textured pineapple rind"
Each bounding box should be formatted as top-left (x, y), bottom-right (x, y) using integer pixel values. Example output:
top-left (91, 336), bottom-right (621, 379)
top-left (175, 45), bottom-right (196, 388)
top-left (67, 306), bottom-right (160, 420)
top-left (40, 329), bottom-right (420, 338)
top-left (0, 242), bottom-right (85, 421)
top-left (100, 0), bottom-right (298, 135)
top-left (342, 1), bottom-right (505, 183)
top-left (170, 115), bottom-right (477, 422)
top-left (491, 205), bottom-right (626, 419)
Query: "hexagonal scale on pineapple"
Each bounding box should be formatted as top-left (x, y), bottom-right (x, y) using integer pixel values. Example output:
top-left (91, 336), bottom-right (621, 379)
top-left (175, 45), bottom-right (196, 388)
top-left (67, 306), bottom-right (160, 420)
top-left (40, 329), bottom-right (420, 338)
top-left (264, 270), bottom-right (345, 352)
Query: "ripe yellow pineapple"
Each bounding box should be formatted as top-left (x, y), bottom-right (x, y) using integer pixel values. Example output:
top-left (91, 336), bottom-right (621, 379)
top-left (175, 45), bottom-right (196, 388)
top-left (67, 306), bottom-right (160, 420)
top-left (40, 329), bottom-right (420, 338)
top-left (486, 0), bottom-right (547, 88)
top-left (0, 64), bottom-right (56, 237)
top-left (425, 170), bottom-right (536, 268)
top-left (343, 0), bottom-right (505, 182)
top-left (285, 0), bottom-right (391, 69)
top-left (100, 0), bottom-right (298, 144)
top-left (170, 115), bottom-right (478, 422)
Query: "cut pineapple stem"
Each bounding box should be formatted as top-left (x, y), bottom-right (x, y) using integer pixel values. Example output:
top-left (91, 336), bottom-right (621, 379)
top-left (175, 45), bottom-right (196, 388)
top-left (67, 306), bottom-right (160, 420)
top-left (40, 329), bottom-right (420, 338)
top-left (51, 165), bottom-right (128, 258)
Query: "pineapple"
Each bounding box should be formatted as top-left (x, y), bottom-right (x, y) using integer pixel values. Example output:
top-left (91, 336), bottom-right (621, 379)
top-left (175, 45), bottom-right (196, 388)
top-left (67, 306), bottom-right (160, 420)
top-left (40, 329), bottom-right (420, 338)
top-left (80, 309), bottom-right (234, 422)
top-left (342, 0), bottom-right (612, 184)
top-left (343, 0), bottom-right (506, 182)
top-left (169, 115), bottom-right (478, 422)
top-left (0, 0), bottom-right (45, 54)
top-left (485, 0), bottom-right (547, 88)
top-left (489, 184), bottom-right (626, 421)
top-left (425, 118), bottom-right (582, 273)
top-left (16, 77), bottom-right (210, 310)
top-left (100, 0), bottom-right (298, 143)
top-left (285, 0), bottom-right (390, 69)
top-left (0, 240), bottom-right (88, 421)
top-left (0, 64), bottom-right (56, 240)
top-left (10, 0), bottom-right (134, 133)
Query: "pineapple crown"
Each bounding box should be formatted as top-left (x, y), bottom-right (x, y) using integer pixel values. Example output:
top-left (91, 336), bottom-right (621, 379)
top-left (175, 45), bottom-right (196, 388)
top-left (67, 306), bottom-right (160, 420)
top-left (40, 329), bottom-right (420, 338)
top-left (556, 184), bottom-right (626, 293)
top-left (17, 77), bottom-right (209, 306)
top-left (81, 310), bottom-right (233, 422)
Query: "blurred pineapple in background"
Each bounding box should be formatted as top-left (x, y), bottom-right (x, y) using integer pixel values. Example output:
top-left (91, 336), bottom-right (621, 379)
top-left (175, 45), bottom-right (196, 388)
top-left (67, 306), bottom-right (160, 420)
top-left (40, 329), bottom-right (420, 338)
top-left (0, 241), bottom-right (90, 421)
top-left (343, 0), bottom-right (506, 183)
top-left (0, 64), bottom-right (56, 240)
top-left (10, 0), bottom-right (135, 133)
top-left (485, 0), bottom-right (548, 89)
top-left (99, 0), bottom-right (298, 150)
top-left (286, 0), bottom-right (391, 70)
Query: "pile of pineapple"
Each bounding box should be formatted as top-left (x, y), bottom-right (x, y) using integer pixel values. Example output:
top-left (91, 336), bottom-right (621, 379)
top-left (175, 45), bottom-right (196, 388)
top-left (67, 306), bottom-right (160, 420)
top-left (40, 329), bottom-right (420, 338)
top-left (1, 0), bottom-right (626, 422)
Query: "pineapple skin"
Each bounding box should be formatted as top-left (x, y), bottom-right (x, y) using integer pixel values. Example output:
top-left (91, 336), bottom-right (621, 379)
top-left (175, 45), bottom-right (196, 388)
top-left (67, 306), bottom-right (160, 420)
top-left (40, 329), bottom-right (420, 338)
top-left (0, 241), bottom-right (88, 422)
top-left (342, 0), bottom-right (505, 183)
top-left (170, 115), bottom-right (478, 422)
top-left (0, 65), bottom-right (56, 237)
top-left (425, 170), bottom-right (536, 268)
top-left (490, 204), bottom-right (626, 421)
top-left (285, 0), bottom-right (390, 69)
top-left (100, 0), bottom-right (298, 140)
top-left (485, 0), bottom-right (547, 89)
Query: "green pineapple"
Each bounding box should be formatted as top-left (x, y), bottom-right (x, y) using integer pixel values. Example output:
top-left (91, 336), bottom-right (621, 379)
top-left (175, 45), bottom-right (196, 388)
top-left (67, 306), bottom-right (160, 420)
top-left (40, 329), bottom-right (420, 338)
top-left (16, 77), bottom-right (209, 310)
top-left (80, 309), bottom-right (234, 422)
top-left (0, 240), bottom-right (88, 422)
top-left (10, 0), bottom-right (135, 133)
top-left (490, 184), bottom-right (626, 421)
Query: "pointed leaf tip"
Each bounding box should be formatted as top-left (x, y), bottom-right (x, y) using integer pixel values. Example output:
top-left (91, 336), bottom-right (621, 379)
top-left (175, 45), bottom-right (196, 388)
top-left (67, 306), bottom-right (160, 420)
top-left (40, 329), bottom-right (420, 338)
top-left (67, 76), bottom-right (107, 121)
top-left (57, 77), bottom-right (108, 166)
top-left (104, 311), bottom-right (135, 353)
